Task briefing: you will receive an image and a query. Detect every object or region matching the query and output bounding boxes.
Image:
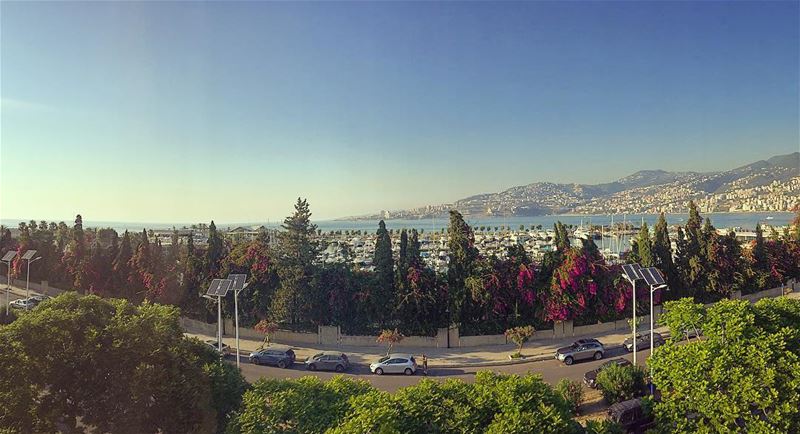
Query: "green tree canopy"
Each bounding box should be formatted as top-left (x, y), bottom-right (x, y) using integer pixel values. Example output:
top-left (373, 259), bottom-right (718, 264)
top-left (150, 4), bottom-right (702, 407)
top-left (0, 293), bottom-right (246, 434)
top-left (650, 297), bottom-right (800, 433)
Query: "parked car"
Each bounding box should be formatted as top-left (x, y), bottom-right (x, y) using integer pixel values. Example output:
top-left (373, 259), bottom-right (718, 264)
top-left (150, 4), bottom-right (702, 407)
top-left (249, 347), bottom-right (296, 368)
top-left (28, 294), bottom-right (51, 303)
top-left (369, 354), bottom-right (417, 375)
top-left (305, 352), bottom-right (350, 372)
top-left (204, 340), bottom-right (231, 357)
top-left (9, 298), bottom-right (36, 310)
top-left (607, 398), bottom-right (655, 433)
top-left (583, 358), bottom-right (632, 388)
top-left (555, 339), bottom-right (605, 365)
top-left (623, 332), bottom-right (665, 352)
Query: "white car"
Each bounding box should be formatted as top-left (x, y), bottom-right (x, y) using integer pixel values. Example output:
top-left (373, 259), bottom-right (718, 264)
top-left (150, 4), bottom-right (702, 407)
top-left (369, 354), bottom-right (417, 375)
top-left (10, 298), bottom-right (36, 310)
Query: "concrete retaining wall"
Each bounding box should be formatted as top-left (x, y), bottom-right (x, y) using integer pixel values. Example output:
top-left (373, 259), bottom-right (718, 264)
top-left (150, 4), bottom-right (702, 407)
top-left (573, 321), bottom-right (616, 337)
top-left (459, 334), bottom-right (506, 347)
top-left (741, 286), bottom-right (784, 303)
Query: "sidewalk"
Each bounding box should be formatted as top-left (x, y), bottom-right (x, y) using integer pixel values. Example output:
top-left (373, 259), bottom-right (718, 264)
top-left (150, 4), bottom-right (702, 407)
top-left (185, 324), bottom-right (670, 369)
top-left (9, 282), bottom-right (796, 368)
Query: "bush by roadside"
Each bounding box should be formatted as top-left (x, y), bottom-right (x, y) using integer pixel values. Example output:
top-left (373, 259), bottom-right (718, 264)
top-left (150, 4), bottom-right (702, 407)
top-left (555, 378), bottom-right (584, 415)
top-left (595, 364), bottom-right (646, 404)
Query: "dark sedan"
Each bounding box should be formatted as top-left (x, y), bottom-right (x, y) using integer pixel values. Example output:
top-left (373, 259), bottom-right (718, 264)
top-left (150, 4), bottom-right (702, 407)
top-left (249, 348), bottom-right (296, 368)
top-left (583, 358), bottom-right (632, 388)
top-left (623, 332), bottom-right (665, 352)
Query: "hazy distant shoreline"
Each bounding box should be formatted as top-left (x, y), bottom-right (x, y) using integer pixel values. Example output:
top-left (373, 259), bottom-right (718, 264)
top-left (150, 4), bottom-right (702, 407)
top-left (1, 211), bottom-right (793, 234)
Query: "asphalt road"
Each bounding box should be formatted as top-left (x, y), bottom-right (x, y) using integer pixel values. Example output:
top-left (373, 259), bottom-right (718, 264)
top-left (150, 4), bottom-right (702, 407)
top-left (5, 287), bottom-right (656, 391)
top-left (234, 346), bottom-right (655, 392)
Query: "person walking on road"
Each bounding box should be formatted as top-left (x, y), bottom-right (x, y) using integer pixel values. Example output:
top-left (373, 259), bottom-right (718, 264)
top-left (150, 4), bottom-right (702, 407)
top-left (422, 354), bottom-right (428, 376)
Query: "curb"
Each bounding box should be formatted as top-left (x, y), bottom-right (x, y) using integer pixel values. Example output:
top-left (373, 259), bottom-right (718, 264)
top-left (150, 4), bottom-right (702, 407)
top-left (429, 354), bottom-right (554, 369)
top-left (429, 344), bottom-right (626, 369)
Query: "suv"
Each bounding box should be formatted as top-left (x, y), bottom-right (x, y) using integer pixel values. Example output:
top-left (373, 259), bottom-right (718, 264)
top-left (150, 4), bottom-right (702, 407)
top-left (607, 398), bottom-right (655, 433)
top-left (370, 354), bottom-right (417, 375)
top-left (583, 358), bottom-right (632, 388)
top-left (556, 339), bottom-right (604, 365)
top-left (249, 348), bottom-right (296, 368)
top-left (623, 332), bottom-right (665, 352)
top-left (305, 352), bottom-right (350, 372)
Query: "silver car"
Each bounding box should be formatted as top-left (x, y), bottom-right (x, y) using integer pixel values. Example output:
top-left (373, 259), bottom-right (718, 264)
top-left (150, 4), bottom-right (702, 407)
top-left (555, 338), bottom-right (605, 365)
top-left (306, 352), bottom-right (350, 372)
top-left (370, 354), bottom-right (417, 375)
top-left (204, 340), bottom-right (231, 357)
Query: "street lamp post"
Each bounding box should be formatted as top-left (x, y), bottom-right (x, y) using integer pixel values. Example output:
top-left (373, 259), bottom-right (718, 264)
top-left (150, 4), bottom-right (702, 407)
top-left (204, 279), bottom-right (233, 355)
top-left (648, 281), bottom-right (668, 394)
top-left (21, 250), bottom-right (41, 311)
top-left (1, 251), bottom-right (17, 315)
top-left (621, 263), bottom-right (643, 366)
top-left (227, 274), bottom-right (248, 368)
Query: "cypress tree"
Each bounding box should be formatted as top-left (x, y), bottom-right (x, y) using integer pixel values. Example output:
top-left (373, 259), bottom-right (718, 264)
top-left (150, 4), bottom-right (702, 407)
top-left (205, 221), bottom-right (224, 278)
top-left (636, 222), bottom-right (653, 267)
top-left (373, 220), bottom-right (395, 326)
top-left (398, 229), bottom-right (408, 274)
top-left (653, 213), bottom-right (676, 287)
top-left (447, 210), bottom-right (478, 326)
top-left (64, 215), bottom-right (89, 293)
top-left (407, 229), bottom-right (421, 268)
top-left (113, 231), bottom-right (133, 296)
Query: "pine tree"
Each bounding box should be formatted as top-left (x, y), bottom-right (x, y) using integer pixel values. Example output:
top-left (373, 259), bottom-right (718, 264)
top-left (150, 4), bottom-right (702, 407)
top-left (677, 202), bottom-right (706, 296)
top-left (271, 198), bottom-right (319, 325)
top-left (373, 220), bottom-right (395, 326)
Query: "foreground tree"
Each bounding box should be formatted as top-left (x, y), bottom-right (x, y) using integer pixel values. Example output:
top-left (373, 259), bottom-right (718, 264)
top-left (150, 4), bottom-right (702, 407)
top-left (230, 376), bottom-right (375, 434)
top-left (0, 293), bottom-right (246, 433)
top-left (330, 372), bottom-right (583, 434)
top-left (650, 298), bottom-right (800, 433)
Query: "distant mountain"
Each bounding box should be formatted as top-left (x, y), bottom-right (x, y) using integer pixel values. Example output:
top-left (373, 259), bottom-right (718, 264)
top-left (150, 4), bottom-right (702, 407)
top-left (350, 153), bottom-right (799, 220)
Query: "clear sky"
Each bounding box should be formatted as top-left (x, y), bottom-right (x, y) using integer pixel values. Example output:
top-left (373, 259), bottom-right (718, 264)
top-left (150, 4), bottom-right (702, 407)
top-left (1, 1), bottom-right (798, 223)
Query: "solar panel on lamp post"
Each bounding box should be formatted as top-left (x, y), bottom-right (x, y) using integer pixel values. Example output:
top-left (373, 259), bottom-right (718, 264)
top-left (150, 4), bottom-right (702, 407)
top-left (21, 250), bottom-right (41, 311)
top-left (227, 274), bottom-right (248, 368)
top-left (621, 263), bottom-right (643, 366)
top-left (1, 251), bottom-right (17, 315)
top-left (640, 266), bottom-right (668, 395)
top-left (205, 279), bottom-right (233, 354)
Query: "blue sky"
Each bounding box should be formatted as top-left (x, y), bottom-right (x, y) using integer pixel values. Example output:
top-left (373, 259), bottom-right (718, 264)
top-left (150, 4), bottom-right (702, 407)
top-left (1, 1), bottom-right (798, 222)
